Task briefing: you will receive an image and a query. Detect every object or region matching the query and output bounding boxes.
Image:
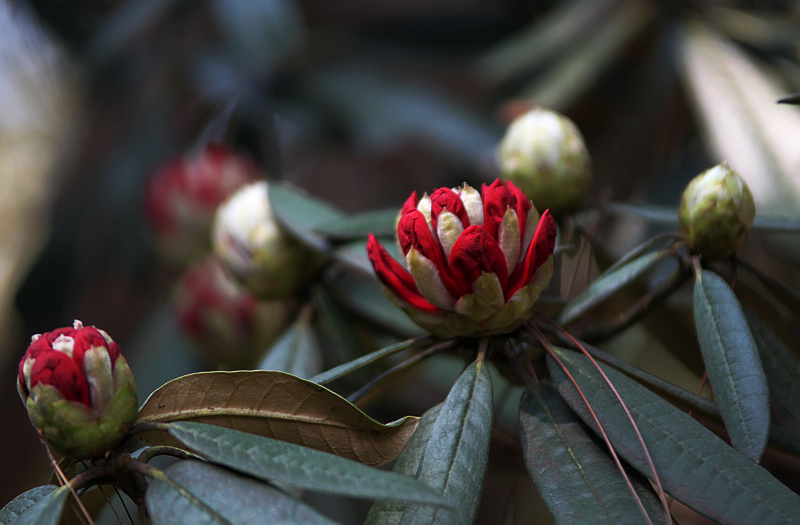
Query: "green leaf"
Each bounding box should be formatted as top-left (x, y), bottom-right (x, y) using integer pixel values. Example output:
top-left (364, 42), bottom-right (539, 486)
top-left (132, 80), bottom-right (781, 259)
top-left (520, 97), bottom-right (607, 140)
top-left (548, 348), bottom-right (800, 524)
top-left (519, 385), bottom-right (664, 524)
top-left (556, 250), bottom-right (671, 326)
top-left (147, 460), bottom-right (336, 525)
top-left (167, 422), bottom-right (451, 507)
top-left (744, 307), bottom-right (800, 425)
top-left (314, 208), bottom-right (398, 240)
top-left (397, 357), bottom-right (494, 525)
top-left (311, 338), bottom-right (425, 385)
top-left (268, 182), bottom-right (344, 251)
top-left (258, 311), bottom-right (322, 379)
top-left (312, 285), bottom-right (367, 372)
top-left (693, 269), bottom-right (769, 461)
top-left (136, 369), bottom-right (419, 466)
top-left (0, 486), bottom-right (68, 525)
top-left (365, 404), bottom-right (443, 525)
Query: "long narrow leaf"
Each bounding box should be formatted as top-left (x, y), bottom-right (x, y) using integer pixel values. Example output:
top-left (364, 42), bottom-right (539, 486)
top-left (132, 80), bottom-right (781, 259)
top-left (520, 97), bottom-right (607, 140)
top-left (556, 250), bottom-right (671, 326)
top-left (258, 312), bottom-right (322, 379)
top-left (519, 384), bottom-right (663, 524)
top-left (167, 422), bottom-right (450, 507)
top-left (548, 349), bottom-right (800, 524)
top-left (398, 357), bottom-right (494, 525)
top-left (147, 460), bottom-right (336, 525)
top-left (0, 486), bottom-right (68, 525)
top-left (693, 269), bottom-right (769, 461)
top-left (311, 338), bottom-right (426, 385)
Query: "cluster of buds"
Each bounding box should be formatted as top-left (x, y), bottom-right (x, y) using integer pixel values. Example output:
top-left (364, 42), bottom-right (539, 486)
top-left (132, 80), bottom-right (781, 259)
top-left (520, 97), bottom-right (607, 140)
top-left (174, 257), bottom-right (293, 368)
top-left (497, 107), bottom-right (591, 213)
top-left (679, 162), bottom-right (756, 259)
top-left (212, 181), bottom-right (319, 300)
top-left (368, 179), bottom-right (556, 338)
top-left (17, 321), bottom-right (137, 459)
top-left (144, 143), bottom-right (261, 264)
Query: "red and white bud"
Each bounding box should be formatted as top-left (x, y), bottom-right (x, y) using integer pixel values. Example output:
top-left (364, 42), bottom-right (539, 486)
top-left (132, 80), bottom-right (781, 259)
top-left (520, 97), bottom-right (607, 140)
top-left (17, 321), bottom-right (137, 459)
top-left (174, 257), bottom-right (293, 368)
top-left (212, 181), bottom-right (318, 300)
top-left (144, 143), bottom-right (261, 265)
top-left (367, 179), bottom-right (557, 338)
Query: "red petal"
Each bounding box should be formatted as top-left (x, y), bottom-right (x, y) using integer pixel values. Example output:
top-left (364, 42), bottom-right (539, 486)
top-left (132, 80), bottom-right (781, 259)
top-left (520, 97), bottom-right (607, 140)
top-left (367, 234), bottom-right (440, 313)
top-left (507, 210), bottom-right (556, 298)
top-left (397, 210), bottom-right (462, 296)
top-left (70, 327), bottom-right (110, 369)
top-left (29, 350), bottom-right (91, 406)
top-left (430, 188), bottom-right (469, 229)
top-left (449, 225), bottom-right (509, 295)
top-left (482, 179), bottom-right (529, 243)
top-left (505, 180), bottom-right (532, 242)
top-left (401, 191), bottom-right (419, 216)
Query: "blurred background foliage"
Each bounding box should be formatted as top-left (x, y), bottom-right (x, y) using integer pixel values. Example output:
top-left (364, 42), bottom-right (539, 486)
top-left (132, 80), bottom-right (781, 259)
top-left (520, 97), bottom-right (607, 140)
top-left (2, 0), bottom-right (800, 521)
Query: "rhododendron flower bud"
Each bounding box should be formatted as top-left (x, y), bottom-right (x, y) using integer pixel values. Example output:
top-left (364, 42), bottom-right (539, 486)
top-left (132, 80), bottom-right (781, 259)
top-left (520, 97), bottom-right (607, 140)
top-left (145, 143), bottom-right (261, 264)
top-left (17, 321), bottom-right (137, 459)
top-left (497, 107), bottom-right (591, 213)
top-left (367, 179), bottom-right (557, 338)
top-left (679, 162), bottom-right (756, 259)
top-left (212, 181), bottom-right (318, 300)
top-left (174, 257), bottom-right (293, 368)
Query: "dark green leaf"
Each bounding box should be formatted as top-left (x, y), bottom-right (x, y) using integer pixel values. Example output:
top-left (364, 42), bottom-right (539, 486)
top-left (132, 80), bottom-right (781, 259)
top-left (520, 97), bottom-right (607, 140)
top-left (602, 202), bottom-right (679, 225)
top-left (398, 357), bottom-right (494, 525)
top-left (556, 250), bottom-right (671, 326)
top-left (548, 348), bottom-right (800, 524)
top-left (268, 182), bottom-right (344, 251)
top-left (167, 422), bottom-right (450, 507)
top-left (310, 338), bottom-right (425, 385)
top-left (0, 486), bottom-right (68, 525)
top-left (744, 308), bottom-right (800, 425)
top-left (314, 208), bottom-right (398, 240)
top-left (519, 384), bottom-right (664, 524)
top-left (365, 404), bottom-right (443, 525)
top-left (694, 269), bottom-right (769, 461)
top-left (147, 460), bottom-right (336, 525)
top-left (312, 285), bottom-right (367, 372)
top-left (258, 311), bottom-right (322, 379)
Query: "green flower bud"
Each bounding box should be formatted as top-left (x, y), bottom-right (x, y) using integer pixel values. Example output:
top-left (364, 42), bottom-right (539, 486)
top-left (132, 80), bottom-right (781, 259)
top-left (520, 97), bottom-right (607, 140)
top-left (497, 107), bottom-right (591, 213)
top-left (212, 181), bottom-right (318, 300)
top-left (17, 321), bottom-right (138, 459)
top-left (679, 162), bottom-right (756, 259)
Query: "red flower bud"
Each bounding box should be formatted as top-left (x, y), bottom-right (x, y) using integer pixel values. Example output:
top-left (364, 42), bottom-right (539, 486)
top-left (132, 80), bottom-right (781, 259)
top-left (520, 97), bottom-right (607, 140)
top-left (367, 179), bottom-right (557, 338)
top-left (144, 143), bottom-right (261, 264)
top-left (17, 321), bottom-right (138, 459)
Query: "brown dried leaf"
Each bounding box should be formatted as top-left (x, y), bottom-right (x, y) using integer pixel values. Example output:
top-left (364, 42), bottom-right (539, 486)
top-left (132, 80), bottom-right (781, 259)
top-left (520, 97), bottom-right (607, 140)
top-left (135, 370), bottom-right (418, 467)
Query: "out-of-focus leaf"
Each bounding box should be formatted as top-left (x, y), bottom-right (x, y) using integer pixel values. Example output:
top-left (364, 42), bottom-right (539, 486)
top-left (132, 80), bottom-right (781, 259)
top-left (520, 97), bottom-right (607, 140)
top-left (693, 269), bottom-right (769, 461)
top-left (315, 208), bottom-right (398, 241)
top-left (750, 215), bottom-right (800, 232)
top-left (519, 385), bottom-right (664, 524)
top-left (678, 22), bottom-right (800, 218)
top-left (136, 370), bottom-right (418, 466)
top-left (548, 348), bottom-right (800, 524)
top-left (268, 182), bottom-right (344, 251)
top-left (311, 338), bottom-right (425, 385)
top-left (300, 66), bottom-right (498, 162)
top-left (476, 0), bottom-right (616, 84)
top-left (777, 90), bottom-right (800, 105)
top-left (312, 285), bottom-right (367, 371)
top-left (602, 203), bottom-right (679, 226)
top-left (556, 250), bottom-right (672, 326)
top-left (395, 358), bottom-right (493, 525)
top-left (521, 0), bottom-right (654, 110)
top-left (258, 310), bottom-right (322, 379)
top-left (146, 460), bottom-right (336, 525)
top-left (167, 422), bottom-right (450, 507)
top-left (325, 270), bottom-right (425, 337)
top-left (0, 486), bottom-right (68, 525)
top-left (0, 486), bottom-right (56, 524)
top-left (744, 307), bottom-right (800, 425)
top-left (365, 405), bottom-right (442, 525)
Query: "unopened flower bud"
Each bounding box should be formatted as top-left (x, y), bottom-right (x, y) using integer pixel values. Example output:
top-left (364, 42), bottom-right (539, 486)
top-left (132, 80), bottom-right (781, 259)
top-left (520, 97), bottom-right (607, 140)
top-left (17, 321), bottom-right (137, 459)
top-left (497, 107), bottom-right (591, 213)
top-left (679, 162), bottom-right (756, 259)
top-left (368, 179), bottom-right (556, 338)
top-left (174, 257), bottom-right (293, 368)
top-left (145, 143), bottom-right (261, 265)
top-left (212, 181), bottom-right (318, 300)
